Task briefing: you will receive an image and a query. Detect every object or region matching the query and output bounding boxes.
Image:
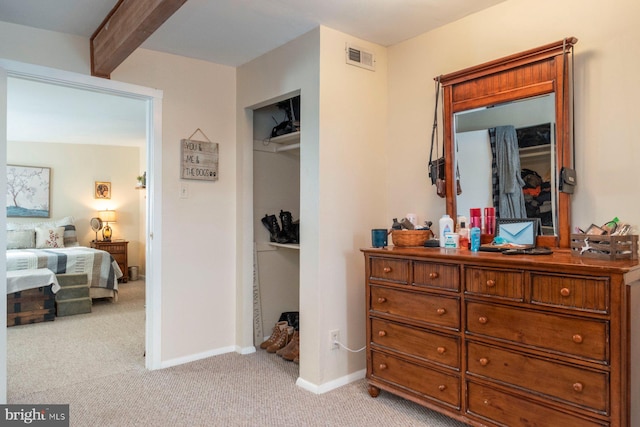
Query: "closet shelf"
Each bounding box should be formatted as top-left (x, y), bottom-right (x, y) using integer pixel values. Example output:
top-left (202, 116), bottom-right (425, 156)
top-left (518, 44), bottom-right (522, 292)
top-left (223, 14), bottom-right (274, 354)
top-left (519, 144), bottom-right (550, 159)
top-left (253, 131), bottom-right (300, 153)
top-left (268, 242), bottom-right (300, 250)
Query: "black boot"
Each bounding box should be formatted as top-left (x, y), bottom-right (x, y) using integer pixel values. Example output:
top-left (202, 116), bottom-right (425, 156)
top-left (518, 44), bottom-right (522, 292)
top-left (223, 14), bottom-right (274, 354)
top-left (261, 214), bottom-right (287, 243)
top-left (279, 210), bottom-right (298, 244)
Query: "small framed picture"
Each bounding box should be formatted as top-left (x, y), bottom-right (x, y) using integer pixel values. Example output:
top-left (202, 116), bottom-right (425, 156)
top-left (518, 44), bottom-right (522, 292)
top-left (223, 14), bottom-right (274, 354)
top-left (95, 181), bottom-right (111, 199)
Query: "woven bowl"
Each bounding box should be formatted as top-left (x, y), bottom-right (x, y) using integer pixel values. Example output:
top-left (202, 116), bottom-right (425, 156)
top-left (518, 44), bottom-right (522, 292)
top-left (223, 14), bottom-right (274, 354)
top-left (391, 230), bottom-right (433, 247)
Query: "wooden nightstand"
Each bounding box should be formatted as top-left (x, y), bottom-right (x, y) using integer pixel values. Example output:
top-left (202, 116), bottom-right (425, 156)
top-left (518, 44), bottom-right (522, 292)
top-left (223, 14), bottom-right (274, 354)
top-left (91, 240), bottom-right (129, 282)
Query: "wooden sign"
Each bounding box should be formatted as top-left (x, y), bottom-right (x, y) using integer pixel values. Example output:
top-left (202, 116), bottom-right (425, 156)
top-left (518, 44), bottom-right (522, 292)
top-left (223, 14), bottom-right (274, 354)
top-left (180, 138), bottom-right (218, 181)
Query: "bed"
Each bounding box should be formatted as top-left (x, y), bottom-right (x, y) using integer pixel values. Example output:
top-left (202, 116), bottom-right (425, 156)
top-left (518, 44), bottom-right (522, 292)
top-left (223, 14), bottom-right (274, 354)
top-left (6, 216), bottom-right (122, 300)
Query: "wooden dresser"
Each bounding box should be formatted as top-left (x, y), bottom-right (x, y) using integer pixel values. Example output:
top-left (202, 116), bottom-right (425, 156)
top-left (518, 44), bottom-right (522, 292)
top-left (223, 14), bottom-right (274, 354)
top-left (91, 240), bottom-right (129, 283)
top-left (362, 247), bottom-right (640, 427)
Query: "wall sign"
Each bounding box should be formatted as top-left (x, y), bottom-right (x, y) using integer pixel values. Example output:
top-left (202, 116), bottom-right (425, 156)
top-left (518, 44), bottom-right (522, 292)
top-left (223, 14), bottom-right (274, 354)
top-left (180, 134), bottom-right (219, 182)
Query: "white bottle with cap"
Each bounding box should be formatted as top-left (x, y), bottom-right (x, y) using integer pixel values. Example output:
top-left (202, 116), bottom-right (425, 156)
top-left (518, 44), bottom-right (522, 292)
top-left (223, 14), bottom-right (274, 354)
top-left (439, 214), bottom-right (454, 248)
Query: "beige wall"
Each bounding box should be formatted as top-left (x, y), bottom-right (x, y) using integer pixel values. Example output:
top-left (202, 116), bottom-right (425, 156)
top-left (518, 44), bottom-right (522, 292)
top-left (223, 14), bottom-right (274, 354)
top-left (112, 50), bottom-right (238, 362)
top-left (6, 141), bottom-right (143, 267)
top-left (388, 0), bottom-right (640, 234)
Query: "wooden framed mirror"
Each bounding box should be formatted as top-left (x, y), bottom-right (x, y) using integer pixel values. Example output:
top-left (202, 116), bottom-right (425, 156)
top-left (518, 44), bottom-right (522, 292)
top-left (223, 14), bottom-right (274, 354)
top-left (438, 37), bottom-right (577, 248)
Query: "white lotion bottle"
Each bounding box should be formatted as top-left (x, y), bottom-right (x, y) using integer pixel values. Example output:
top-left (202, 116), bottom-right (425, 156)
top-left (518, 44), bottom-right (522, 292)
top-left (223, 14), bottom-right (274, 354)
top-left (439, 214), bottom-right (454, 248)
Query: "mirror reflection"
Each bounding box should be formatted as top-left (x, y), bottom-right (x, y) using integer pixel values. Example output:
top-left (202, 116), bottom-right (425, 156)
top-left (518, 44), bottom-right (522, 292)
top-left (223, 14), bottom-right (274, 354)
top-left (455, 94), bottom-right (557, 235)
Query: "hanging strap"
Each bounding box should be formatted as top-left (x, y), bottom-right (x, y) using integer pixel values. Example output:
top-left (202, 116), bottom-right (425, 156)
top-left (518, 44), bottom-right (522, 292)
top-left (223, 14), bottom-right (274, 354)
top-left (560, 39), bottom-right (576, 170)
top-left (429, 77), bottom-right (441, 166)
top-left (188, 128), bottom-right (212, 142)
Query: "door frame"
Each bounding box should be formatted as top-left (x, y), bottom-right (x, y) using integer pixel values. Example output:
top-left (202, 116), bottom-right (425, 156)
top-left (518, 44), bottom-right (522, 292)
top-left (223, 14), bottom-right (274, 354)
top-left (0, 58), bottom-right (164, 403)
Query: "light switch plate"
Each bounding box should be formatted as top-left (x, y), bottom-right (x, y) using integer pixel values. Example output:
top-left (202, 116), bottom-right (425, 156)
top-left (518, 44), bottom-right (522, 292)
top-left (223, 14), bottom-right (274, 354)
top-left (180, 182), bottom-right (189, 199)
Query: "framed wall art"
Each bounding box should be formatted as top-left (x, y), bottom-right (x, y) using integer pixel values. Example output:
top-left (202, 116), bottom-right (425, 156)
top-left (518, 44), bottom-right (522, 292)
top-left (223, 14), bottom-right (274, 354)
top-left (95, 181), bottom-right (111, 199)
top-left (6, 165), bottom-right (51, 218)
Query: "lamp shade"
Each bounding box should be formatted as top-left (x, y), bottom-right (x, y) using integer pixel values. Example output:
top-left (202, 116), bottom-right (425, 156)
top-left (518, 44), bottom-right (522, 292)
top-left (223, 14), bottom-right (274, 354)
top-left (98, 209), bottom-right (117, 223)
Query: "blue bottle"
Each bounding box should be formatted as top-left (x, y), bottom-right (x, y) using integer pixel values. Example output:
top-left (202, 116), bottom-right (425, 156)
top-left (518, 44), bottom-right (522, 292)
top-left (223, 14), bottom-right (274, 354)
top-left (470, 227), bottom-right (481, 252)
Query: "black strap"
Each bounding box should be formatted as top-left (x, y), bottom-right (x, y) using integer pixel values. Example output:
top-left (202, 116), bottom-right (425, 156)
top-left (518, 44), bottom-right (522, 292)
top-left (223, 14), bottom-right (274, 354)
top-left (429, 77), bottom-right (441, 165)
top-left (561, 39), bottom-right (576, 170)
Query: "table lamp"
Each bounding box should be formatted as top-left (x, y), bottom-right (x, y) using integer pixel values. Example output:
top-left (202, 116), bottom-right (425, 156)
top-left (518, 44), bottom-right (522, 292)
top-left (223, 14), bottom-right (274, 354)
top-left (97, 209), bottom-right (117, 241)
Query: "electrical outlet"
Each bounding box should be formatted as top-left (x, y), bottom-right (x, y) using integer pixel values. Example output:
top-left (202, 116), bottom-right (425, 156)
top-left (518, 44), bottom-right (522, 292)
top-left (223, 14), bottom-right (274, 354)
top-left (330, 329), bottom-right (340, 350)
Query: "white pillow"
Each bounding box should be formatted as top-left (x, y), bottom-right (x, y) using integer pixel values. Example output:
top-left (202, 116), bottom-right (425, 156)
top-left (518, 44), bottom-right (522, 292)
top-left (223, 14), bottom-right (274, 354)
top-left (35, 226), bottom-right (66, 248)
top-left (7, 230), bottom-right (36, 249)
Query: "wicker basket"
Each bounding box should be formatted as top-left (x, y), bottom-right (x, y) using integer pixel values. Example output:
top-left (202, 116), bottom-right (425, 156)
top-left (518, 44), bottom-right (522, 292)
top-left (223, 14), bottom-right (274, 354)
top-left (391, 230), bottom-right (433, 247)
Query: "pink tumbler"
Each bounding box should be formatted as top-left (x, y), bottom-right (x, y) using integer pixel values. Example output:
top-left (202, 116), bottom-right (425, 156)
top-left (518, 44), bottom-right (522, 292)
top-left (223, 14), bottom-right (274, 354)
top-left (484, 207), bottom-right (495, 235)
top-left (470, 208), bottom-right (482, 230)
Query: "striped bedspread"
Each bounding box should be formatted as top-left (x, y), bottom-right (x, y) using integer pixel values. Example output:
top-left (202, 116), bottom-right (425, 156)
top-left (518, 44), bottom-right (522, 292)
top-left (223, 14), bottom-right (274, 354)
top-left (6, 247), bottom-right (122, 290)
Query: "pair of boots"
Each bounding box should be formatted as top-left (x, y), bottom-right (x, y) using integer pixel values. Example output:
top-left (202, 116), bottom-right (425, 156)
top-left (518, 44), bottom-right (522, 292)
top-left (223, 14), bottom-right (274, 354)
top-left (259, 321), bottom-right (299, 363)
top-left (261, 210), bottom-right (299, 244)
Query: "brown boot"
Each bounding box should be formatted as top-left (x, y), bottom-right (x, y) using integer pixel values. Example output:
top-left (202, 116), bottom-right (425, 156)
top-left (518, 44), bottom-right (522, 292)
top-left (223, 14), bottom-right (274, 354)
top-left (260, 321), bottom-right (287, 350)
top-left (276, 330), bottom-right (298, 357)
top-left (282, 331), bottom-right (299, 362)
top-left (267, 326), bottom-right (293, 353)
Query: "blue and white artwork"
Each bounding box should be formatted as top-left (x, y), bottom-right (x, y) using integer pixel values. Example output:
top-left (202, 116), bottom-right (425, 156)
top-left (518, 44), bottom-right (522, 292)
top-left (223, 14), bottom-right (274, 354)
top-left (6, 165), bottom-right (50, 218)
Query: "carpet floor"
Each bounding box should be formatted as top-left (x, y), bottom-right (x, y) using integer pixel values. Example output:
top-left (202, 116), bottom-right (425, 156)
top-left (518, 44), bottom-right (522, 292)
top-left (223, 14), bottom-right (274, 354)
top-left (7, 280), bottom-right (467, 427)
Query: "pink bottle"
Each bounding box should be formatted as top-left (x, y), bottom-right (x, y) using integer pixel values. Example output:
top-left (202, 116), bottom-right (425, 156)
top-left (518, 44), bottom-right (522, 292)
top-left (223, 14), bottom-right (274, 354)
top-left (484, 207), bottom-right (495, 235)
top-left (470, 208), bottom-right (482, 230)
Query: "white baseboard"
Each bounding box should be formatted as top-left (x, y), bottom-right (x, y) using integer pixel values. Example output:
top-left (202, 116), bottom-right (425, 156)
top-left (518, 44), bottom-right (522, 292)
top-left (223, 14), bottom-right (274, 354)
top-left (295, 369), bottom-right (366, 394)
top-left (159, 345), bottom-right (236, 369)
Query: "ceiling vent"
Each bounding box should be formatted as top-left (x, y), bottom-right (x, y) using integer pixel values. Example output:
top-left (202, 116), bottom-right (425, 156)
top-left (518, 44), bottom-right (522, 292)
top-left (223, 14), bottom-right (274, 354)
top-left (345, 43), bottom-right (375, 71)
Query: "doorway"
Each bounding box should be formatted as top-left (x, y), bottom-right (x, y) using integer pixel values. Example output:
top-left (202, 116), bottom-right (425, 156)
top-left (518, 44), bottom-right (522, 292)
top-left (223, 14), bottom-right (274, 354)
top-left (0, 58), bottom-right (164, 401)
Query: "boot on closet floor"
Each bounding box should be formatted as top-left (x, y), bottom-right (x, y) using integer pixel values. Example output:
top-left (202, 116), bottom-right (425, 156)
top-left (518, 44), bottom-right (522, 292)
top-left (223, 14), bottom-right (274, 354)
top-left (260, 321), bottom-right (287, 350)
top-left (281, 331), bottom-right (299, 362)
top-left (276, 330), bottom-right (298, 357)
top-left (267, 326), bottom-right (294, 353)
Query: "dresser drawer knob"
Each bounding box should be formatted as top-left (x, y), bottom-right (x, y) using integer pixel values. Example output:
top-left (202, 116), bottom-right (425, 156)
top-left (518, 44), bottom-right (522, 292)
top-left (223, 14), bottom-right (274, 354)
top-left (560, 287), bottom-right (571, 297)
top-left (572, 334), bottom-right (583, 344)
top-left (486, 279), bottom-right (496, 287)
top-left (429, 272), bottom-right (439, 279)
top-left (573, 382), bottom-right (584, 392)
top-left (438, 385), bottom-right (446, 392)
top-left (378, 330), bottom-right (387, 337)
top-left (478, 316), bottom-right (488, 324)
top-left (383, 267), bottom-right (392, 273)
top-left (437, 346), bottom-right (446, 354)
top-left (379, 363), bottom-right (387, 370)
top-left (377, 297), bottom-right (387, 304)
top-left (479, 357), bottom-right (489, 366)
top-left (436, 308), bottom-right (446, 316)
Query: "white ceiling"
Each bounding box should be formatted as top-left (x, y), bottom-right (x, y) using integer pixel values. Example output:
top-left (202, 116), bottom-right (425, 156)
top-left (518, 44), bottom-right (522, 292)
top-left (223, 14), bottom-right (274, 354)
top-left (0, 0), bottom-right (507, 146)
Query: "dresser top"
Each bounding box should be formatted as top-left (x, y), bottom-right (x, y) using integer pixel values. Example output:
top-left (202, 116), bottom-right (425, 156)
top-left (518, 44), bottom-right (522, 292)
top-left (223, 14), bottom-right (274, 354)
top-left (362, 247), bottom-right (640, 278)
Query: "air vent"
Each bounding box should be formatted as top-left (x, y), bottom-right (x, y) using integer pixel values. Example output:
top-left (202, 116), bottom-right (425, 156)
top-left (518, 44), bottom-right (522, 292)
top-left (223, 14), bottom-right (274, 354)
top-left (345, 43), bottom-right (375, 71)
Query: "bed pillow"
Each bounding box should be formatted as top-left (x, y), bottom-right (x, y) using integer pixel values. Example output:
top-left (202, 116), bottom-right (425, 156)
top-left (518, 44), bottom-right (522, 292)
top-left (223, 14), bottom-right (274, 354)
top-left (7, 230), bottom-right (36, 249)
top-left (35, 226), bottom-right (66, 249)
top-left (62, 224), bottom-right (79, 247)
top-left (7, 216), bottom-right (79, 247)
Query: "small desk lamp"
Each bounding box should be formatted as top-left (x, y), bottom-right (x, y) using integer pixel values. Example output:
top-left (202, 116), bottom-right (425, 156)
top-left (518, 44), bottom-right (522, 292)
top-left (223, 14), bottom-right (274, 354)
top-left (97, 209), bottom-right (117, 241)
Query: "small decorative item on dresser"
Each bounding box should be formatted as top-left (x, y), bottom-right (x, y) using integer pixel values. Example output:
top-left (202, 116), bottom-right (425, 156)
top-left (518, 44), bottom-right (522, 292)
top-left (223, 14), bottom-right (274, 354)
top-left (391, 229), bottom-right (433, 247)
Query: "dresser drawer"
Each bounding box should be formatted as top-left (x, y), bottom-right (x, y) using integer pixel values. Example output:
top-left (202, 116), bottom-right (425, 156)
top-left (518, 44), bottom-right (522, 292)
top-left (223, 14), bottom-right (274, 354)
top-left (531, 273), bottom-right (609, 314)
top-left (466, 302), bottom-right (608, 362)
top-left (369, 257), bottom-right (409, 284)
top-left (413, 261), bottom-right (460, 291)
top-left (371, 351), bottom-right (460, 408)
top-left (465, 267), bottom-right (524, 301)
top-left (371, 318), bottom-right (460, 368)
top-left (371, 285), bottom-right (459, 329)
top-left (467, 382), bottom-right (609, 427)
top-left (467, 342), bottom-right (608, 412)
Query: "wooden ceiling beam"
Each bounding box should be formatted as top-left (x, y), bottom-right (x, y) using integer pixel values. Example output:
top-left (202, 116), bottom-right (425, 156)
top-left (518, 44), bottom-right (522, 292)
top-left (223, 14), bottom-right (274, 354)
top-left (90, 0), bottom-right (187, 78)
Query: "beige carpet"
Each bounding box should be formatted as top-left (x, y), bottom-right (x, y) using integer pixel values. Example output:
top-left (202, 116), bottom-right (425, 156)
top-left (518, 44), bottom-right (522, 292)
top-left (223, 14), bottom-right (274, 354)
top-left (7, 280), bottom-right (466, 427)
